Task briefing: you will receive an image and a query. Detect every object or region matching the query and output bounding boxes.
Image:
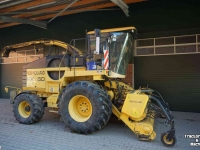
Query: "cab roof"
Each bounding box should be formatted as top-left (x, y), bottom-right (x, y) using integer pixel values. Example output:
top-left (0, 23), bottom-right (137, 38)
top-left (87, 26), bottom-right (136, 34)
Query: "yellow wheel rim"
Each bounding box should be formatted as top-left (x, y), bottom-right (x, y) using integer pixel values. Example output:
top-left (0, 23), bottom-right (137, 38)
top-left (163, 134), bottom-right (174, 145)
top-left (18, 101), bottom-right (31, 118)
top-left (68, 95), bottom-right (92, 122)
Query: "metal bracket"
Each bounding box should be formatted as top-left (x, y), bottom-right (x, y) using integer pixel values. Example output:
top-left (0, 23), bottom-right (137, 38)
top-left (48, 0), bottom-right (78, 23)
top-left (110, 0), bottom-right (129, 17)
top-left (0, 0), bottom-right (31, 9)
top-left (0, 16), bottom-right (47, 29)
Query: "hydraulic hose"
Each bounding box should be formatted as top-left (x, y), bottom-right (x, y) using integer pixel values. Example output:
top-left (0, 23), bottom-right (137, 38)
top-left (148, 95), bottom-right (171, 121)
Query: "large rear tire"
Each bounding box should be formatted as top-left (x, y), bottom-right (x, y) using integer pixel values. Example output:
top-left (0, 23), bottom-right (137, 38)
top-left (59, 81), bottom-right (112, 134)
top-left (13, 93), bottom-right (45, 124)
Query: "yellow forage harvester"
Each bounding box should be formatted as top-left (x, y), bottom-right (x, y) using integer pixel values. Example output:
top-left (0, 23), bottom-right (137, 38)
top-left (2, 27), bottom-right (176, 147)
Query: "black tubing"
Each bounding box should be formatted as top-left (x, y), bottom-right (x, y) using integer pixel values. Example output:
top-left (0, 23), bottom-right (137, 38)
top-left (140, 89), bottom-right (166, 103)
top-left (148, 95), bottom-right (171, 121)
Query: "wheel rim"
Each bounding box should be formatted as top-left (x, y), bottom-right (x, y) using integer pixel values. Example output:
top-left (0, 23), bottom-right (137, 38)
top-left (18, 101), bottom-right (31, 118)
top-left (68, 95), bottom-right (92, 122)
top-left (163, 134), bottom-right (174, 145)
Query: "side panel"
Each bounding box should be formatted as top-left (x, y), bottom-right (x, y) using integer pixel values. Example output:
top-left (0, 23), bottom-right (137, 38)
top-left (27, 69), bottom-right (46, 88)
top-left (121, 93), bottom-right (148, 119)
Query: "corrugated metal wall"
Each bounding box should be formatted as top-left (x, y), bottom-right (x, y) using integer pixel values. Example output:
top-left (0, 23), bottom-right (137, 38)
top-left (0, 63), bottom-right (27, 98)
top-left (134, 54), bottom-right (200, 112)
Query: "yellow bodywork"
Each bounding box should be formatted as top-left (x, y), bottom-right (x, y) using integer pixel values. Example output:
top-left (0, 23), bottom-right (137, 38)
top-left (104, 79), bottom-right (156, 140)
top-left (113, 92), bottom-right (156, 140)
top-left (87, 26), bottom-right (136, 34)
top-left (47, 94), bottom-right (59, 107)
top-left (122, 94), bottom-right (148, 120)
top-left (23, 67), bottom-right (108, 108)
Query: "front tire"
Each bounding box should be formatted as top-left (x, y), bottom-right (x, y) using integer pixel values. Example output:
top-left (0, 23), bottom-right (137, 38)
top-left (59, 81), bottom-right (112, 134)
top-left (13, 93), bottom-right (45, 124)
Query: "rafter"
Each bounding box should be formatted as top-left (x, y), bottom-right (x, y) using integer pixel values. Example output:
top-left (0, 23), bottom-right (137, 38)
top-left (110, 0), bottom-right (129, 16)
top-left (0, 0), bottom-right (54, 13)
top-left (34, 0), bottom-right (144, 20)
top-left (0, 0), bottom-right (102, 23)
top-left (0, 16), bottom-right (47, 29)
top-left (48, 0), bottom-right (78, 23)
top-left (0, 22), bottom-right (19, 28)
top-left (0, 0), bottom-right (31, 9)
top-left (0, 0), bottom-right (145, 29)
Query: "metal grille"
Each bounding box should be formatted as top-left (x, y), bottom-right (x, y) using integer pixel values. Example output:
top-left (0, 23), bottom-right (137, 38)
top-left (137, 39), bottom-right (154, 47)
top-left (198, 45), bottom-right (200, 52)
top-left (155, 37), bottom-right (174, 45)
top-left (136, 48), bottom-right (154, 55)
top-left (136, 34), bottom-right (200, 56)
top-left (176, 45), bottom-right (196, 53)
top-left (176, 35), bottom-right (196, 44)
top-left (198, 35), bottom-right (200, 42)
top-left (155, 47), bottom-right (174, 54)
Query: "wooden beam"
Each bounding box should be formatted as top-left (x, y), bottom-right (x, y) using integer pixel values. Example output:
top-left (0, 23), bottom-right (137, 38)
top-left (0, 0), bottom-right (102, 24)
top-left (0, 16), bottom-right (47, 29)
top-left (15, 0), bottom-right (102, 18)
top-left (34, 0), bottom-right (145, 20)
top-left (0, 0), bottom-right (31, 9)
top-left (0, 0), bottom-right (54, 13)
top-left (0, 0), bottom-right (145, 29)
top-left (0, 22), bottom-right (20, 28)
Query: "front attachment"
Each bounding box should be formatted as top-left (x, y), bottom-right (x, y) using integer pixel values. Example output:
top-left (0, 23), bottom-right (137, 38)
top-left (140, 89), bottom-right (177, 147)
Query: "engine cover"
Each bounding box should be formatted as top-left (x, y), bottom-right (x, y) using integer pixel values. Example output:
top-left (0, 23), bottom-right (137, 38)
top-left (121, 93), bottom-right (149, 119)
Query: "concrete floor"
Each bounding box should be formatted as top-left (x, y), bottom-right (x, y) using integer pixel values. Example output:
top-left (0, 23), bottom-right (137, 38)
top-left (0, 98), bottom-right (200, 150)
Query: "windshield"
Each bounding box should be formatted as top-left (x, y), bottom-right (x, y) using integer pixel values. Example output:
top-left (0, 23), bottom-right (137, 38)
top-left (110, 32), bottom-right (134, 75)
